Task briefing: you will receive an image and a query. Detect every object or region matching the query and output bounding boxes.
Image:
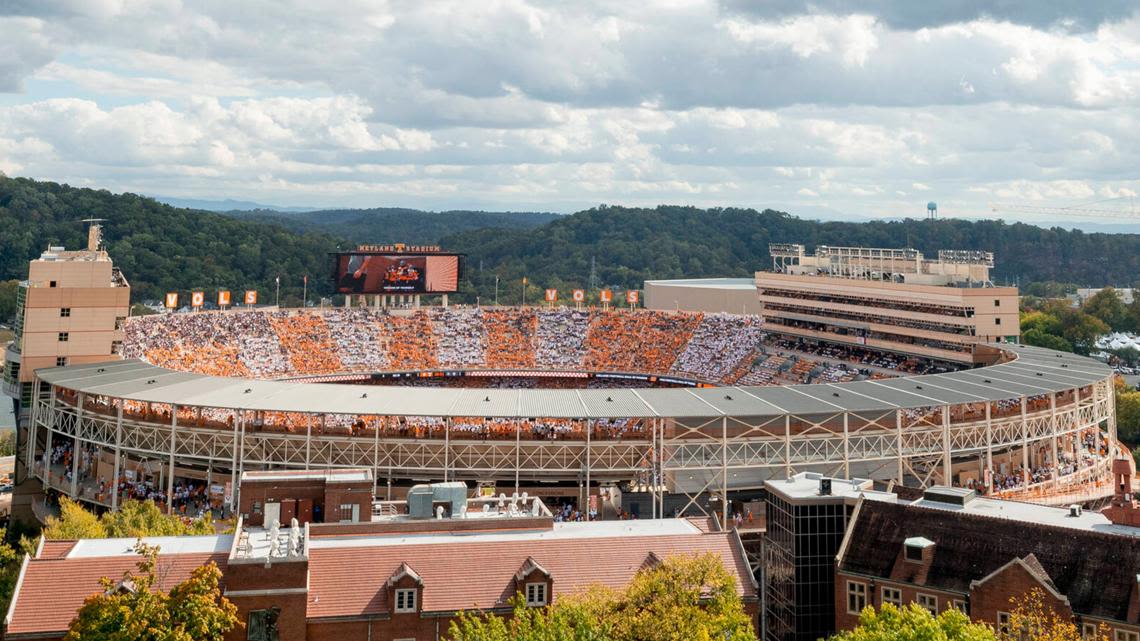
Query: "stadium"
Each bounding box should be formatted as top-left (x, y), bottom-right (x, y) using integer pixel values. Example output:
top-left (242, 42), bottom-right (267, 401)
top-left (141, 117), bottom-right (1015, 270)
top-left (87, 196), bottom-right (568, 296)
top-left (24, 303), bottom-right (1119, 523)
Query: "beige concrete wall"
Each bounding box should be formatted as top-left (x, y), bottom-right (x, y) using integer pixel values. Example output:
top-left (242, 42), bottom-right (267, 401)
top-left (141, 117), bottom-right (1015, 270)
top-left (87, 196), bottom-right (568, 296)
top-left (644, 282), bottom-right (761, 315)
top-left (16, 258), bottom-right (130, 382)
top-left (755, 272), bottom-right (1020, 363)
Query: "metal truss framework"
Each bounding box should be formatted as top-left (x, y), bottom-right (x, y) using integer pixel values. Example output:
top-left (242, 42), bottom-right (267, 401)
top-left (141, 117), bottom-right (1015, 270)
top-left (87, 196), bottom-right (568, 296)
top-left (26, 372), bottom-right (1116, 524)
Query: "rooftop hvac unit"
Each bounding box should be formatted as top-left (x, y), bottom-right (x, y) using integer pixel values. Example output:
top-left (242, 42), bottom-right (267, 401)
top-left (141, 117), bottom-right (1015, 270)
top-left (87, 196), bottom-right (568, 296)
top-left (406, 484), bottom-right (435, 518)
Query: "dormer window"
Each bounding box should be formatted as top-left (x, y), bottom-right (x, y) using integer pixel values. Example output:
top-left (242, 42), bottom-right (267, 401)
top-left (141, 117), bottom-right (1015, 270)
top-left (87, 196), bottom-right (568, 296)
top-left (394, 588), bottom-right (417, 613)
top-left (904, 536), bottom-right (935, 562)
top-left (525, 582), bottom-right (547, 607)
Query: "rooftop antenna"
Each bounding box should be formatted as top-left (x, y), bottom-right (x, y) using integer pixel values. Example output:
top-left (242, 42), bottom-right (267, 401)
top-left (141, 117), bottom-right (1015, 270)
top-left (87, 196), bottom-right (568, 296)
top-left (80, 218), bottom-right (108, 251)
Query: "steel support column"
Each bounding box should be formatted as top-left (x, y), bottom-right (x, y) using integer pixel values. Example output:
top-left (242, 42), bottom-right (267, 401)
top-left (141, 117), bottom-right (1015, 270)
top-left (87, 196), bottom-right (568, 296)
top-left (166, 405), bottom-right (177, 515)
top-left (112, 402), bottom-right (122, 510)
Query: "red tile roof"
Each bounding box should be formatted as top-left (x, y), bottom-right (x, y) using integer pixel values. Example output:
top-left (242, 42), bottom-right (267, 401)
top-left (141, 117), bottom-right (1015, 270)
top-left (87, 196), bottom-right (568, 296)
top-left (37, 540), bottom-right (77, 559)
top-left (307, 531), bottom-right (753, 619)
top-left (6, 552), bottom-right (228, 637)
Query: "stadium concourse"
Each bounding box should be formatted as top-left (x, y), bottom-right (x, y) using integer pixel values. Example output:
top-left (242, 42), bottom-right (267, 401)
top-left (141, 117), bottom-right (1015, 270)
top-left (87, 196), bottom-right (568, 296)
top-left (25, 307), bottom-right (1121, 524)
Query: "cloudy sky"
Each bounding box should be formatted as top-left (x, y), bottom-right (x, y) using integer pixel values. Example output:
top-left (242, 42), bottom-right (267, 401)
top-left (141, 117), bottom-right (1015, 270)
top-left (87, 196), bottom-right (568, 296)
top-left (2, 1), bottom-right (1140, 223)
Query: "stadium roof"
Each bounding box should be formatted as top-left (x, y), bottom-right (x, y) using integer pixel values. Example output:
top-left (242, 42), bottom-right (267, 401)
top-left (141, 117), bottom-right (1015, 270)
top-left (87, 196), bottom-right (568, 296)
top-left (643, 277), bottom-right (755, 290)
top-left (35, 344), bottom-right (1110, 419)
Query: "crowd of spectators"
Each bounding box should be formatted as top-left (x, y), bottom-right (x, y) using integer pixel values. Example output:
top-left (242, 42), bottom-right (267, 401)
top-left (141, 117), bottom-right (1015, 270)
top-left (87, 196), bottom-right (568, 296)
top-left (671, 314), bottom-right (765, 382)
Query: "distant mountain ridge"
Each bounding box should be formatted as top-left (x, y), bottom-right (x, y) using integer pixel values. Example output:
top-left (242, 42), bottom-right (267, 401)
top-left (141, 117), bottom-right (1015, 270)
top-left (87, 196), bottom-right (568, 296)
top-left (152, 196), bottom-right (318, 213)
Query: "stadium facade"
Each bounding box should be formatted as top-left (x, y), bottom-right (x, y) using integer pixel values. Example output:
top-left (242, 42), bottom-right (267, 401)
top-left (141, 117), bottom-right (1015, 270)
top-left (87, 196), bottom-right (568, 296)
top-left (24, 337), bottom-right (1116, 524)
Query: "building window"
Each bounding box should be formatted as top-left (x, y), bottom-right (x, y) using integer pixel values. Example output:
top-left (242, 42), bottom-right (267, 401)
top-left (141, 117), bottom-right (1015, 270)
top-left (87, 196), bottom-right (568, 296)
top-left (951, 600), bottom-right (966, 613)
top-left (846, 581), bottom-right (867, 614)
top-left (394, 588), bottom-right (417, 613)
top-left (111, 340), bottom-right (123, 355)
top-left (904, 544), bottom-right (924, 562)
top-left (994, 299), bottom-right (1001, 306)
top-left (115, 316), bottom-right (126, 330)
top-left (997, 612), bottom-right (1011, 635)
top-left (1115, 631), bottom-right (1140, 641)
top-left (58, 332), bottom-right (69, 342)
top-left (49, 281), bottom-right (57, 288)
top-left (881, 587), bottom-right (902, 607)
top-left (916, 593), bottom-right (937, 615)
top-left (526, 582), bottom-right (548, 607)
top-left (55, 357), bottom-right (67, 367)
top-left (1083, 624), bottom-right (1098, 640)
top-left (339, 503), bottom-right (360, 523)
top-left (60, 307), bottom-right (71, 317)
top-left (246, 608), bottom-right (281, 641)
top-left (995, 318), bottom-right (1002, 325)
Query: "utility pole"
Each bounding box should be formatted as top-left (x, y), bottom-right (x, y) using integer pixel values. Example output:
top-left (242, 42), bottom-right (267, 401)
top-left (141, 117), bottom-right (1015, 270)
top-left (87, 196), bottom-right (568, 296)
top-left (588, 256), bottom-right (598, 292)
top-left (494, 276), bottom-right (500, 306)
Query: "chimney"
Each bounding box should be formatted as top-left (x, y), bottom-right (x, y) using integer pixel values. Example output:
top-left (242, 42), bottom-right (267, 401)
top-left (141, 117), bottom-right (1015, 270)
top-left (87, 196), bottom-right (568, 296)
top-left (1103, 458), bottom-right (1140, 527)
top-left (1113, 458), bottom-right (1134, 508)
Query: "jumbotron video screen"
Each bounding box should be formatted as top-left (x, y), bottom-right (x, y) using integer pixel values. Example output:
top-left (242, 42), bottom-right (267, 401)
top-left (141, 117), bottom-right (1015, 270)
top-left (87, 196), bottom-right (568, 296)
top-left (334, 253), bottom-right (462, 294)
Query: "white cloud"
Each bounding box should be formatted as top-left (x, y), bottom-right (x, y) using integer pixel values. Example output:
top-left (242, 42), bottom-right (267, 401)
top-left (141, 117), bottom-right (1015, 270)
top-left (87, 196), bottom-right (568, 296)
top-left (0, 2), bottom-right (1138, 217)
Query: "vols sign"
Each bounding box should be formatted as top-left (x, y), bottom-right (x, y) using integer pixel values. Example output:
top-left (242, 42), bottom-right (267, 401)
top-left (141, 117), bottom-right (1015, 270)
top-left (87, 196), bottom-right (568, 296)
top-left (627, 290), bottom-right (639, 304)
top-left (572, 289), bottom-right (585, 303)
top-left (217, 290), bottom-right (231, 307)
top-left (164, 292), bottom-right (179, 309)
top-left (600, 289), bottom-right (613, 303)
top-left (545, 289), bottom-right (558, 302)
top-left (244, 290), bottom-right (257, 305)
top-left (191, 291), bottom-right (205, 308)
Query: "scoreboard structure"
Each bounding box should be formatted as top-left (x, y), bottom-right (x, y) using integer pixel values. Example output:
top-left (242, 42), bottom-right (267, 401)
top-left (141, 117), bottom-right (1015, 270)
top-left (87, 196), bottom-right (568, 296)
top-left (333, 244), bottom-right (464, 296)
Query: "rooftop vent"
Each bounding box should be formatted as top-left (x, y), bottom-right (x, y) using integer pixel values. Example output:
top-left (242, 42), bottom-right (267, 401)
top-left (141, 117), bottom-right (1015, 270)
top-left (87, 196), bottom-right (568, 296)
top-left (819, 478), bottom-right (832, 496)
top-left (1068, 504), bottom-right (1082, 518)
top-left (922, 486), bottom-right (976, 506)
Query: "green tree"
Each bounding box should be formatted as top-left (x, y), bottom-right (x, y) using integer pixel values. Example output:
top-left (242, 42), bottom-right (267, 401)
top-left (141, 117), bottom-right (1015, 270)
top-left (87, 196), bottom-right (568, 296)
top-left (65, 542), bottom-right (239, 641)
top-left (1115, 389), bottom-right (1140, 443)
top-left (448, 554), bottom-right (756, 641)
top-left (0, 279), bottom-right (18, 322)
top-left (0, 430), bottom-right (15, 457)
top-left (101, 500), bottom-right (215, 538)
top-left (44, 497), bottom-right (107, 539)
top-left (1081, 288), bottom-right (1130, 332)
top-left (43, 498), bottom-right (214, 540)
top-left (0, 529), bottom-right (24, 623)
top-left (1002, 588), bottom-right (1108, 641)
top-left (829, 603), bottom-right (996, 641)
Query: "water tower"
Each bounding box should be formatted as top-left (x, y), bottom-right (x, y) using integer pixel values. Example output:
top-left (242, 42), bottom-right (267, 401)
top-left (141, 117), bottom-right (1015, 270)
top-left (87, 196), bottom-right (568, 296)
top-left (927, 201), bottom-right (938, 220)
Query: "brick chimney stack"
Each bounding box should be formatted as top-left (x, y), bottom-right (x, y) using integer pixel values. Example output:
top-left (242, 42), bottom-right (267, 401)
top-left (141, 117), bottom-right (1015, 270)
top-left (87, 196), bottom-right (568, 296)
top-left (1104, 458), bottom-right (1140, 527)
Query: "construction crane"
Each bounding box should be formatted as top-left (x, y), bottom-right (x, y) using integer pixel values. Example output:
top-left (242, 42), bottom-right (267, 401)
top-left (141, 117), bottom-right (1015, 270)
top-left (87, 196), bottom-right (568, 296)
top-left (989, 197), bottom-right (1139, 220)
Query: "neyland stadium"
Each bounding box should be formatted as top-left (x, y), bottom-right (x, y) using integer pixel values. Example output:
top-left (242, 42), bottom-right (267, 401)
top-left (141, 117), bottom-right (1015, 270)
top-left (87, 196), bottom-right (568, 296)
top-left (8, 237), bottom-right (1121, 522)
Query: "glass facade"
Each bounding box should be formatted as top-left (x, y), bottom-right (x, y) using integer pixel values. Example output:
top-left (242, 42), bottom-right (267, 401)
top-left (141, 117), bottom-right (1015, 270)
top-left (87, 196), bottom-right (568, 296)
top-left (764, 492), bottom-right (853, 641)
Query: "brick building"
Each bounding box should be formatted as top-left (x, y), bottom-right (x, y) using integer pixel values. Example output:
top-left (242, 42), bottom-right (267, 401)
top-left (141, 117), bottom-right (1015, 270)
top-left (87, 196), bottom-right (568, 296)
top-left (834, 478), bottom-right (1140, 640)
top-left (4, 483), bottom-right (758, 641)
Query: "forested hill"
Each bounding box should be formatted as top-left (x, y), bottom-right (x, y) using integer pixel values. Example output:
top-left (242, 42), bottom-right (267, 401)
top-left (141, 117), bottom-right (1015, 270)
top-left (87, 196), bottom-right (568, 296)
top-left (0, 176), bottom-right (339, 304)
top-left (443, 205), bottom-right (1140, 302)
top-left (223, 208), bottom-right (562, 245)
top-left (4, 177), bottom-right (1140, 309)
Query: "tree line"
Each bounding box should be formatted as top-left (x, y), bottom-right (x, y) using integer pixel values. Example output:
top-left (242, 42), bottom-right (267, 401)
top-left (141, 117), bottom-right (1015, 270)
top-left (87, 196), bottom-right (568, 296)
top-left (9, 178), bottom-right (1140, 316)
